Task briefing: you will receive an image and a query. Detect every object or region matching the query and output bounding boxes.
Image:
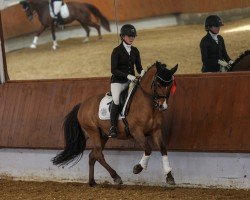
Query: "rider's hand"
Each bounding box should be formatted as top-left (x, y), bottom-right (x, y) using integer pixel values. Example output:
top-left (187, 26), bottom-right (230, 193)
top-left (229, 60), bottom-right (234, 65)
top-left (218, 59), bottom-right (228, 67)
top-left (127, 74), bottom-right (136, 81)
top-left (140, 69), bottom-right (146, 77)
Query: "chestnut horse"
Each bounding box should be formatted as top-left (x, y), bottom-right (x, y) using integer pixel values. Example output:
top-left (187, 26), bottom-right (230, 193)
top-left (229, 50), bottom-right (250, 71)
top-left (52, 61), bottom-right (178, 186)
top-left (20, 0), bottom-right (110, 50)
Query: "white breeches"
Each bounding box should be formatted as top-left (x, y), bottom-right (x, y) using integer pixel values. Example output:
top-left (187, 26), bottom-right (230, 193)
top-left (53, 1), bottom-right (63, 15)
top-left (111, 82), bottom-right (129, 105)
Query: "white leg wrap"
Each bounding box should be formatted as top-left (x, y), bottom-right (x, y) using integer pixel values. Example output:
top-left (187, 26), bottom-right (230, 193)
top-left (139, 153), bottom-right (150, 170)
top-left (30, 36), bottom-right (38, 48)
top-left (52, 40), bottom-right (58, 50)
top-left (32, 36), bottom-right (38, 44)
top-left (162, 155), bottom-right (172, 176)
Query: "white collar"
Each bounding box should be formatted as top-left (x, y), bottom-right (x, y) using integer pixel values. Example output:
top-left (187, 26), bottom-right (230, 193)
top-left (123, 42), bottom-right (131, 54)
top-left (209, 31), bottom-right (218, 43)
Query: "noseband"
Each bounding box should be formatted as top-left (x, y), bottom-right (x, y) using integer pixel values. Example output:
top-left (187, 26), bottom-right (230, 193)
top-left (137, 71), bottom-right (173, 110)
top-left (151, 74), bottom-right (173, 109)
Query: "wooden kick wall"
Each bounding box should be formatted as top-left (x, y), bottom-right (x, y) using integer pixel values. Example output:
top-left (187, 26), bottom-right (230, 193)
top-left (0, 73), bottom-right (249, 152)
top-left (1, 0), bottom-right (250, 39)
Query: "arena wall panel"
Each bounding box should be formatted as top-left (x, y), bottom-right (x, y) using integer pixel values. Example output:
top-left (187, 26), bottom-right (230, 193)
top-left (1, 0), bottom-right (250, 39)
top-left (0, 73), bottom-right (249, 152)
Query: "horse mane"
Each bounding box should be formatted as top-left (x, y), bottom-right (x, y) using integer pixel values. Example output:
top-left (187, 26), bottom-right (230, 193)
top-left (231, 50), bottom-right (250, 69)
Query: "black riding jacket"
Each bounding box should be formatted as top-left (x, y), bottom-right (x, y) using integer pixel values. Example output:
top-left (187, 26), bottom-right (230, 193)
top-left (200, 33), bottom-right (231, 72)
top-left (111, 43), bottom-right (143, 83)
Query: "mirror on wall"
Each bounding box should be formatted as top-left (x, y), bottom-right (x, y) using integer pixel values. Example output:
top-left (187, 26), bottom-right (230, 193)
top-left (2, 0), bottom-right (250, 80)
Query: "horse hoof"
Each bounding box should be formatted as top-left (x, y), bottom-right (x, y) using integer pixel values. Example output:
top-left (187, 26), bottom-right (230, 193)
top-left (89, 180), bottom-right (97, 187)
top-left (30, 44), bottom-right (36, 49)
top-left (166, 172), bottom-right (176, 185)
top-left (133, 164), bottom-right (143, 174)
top-left (113, 176), bottom-right (123, 185)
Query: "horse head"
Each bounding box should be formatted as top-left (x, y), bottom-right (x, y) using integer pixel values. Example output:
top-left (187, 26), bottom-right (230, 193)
top-left (20, 0), bottom-right (34, 21)
top-left (143, 61), bottom-right (178, 111)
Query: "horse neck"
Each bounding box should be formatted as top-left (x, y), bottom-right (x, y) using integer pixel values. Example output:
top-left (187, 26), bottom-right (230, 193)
top-left (231, 51), bottom-right (250, 71)
top-left (133, 66), bottom-right (157, 108)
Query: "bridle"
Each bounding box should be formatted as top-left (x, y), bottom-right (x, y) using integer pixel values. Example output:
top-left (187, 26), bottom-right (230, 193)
top-left (151, 73), bottom-right (173, 109)
top-left (137, 71), bottom-right (174, 110)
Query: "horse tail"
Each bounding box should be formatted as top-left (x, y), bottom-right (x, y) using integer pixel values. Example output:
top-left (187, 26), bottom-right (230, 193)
top-left (85, 3), bottom-right (111, 32)
top-left (52, 103), bottom-right (86, 166)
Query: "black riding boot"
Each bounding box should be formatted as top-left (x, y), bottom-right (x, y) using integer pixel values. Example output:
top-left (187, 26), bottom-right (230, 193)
top-left (55, 14), bottom-right (64, 25)
top-left (108, 103), bottom-right (120, 138)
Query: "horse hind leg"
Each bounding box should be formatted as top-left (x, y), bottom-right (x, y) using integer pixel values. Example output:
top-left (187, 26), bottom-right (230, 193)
top-left (82, 21), bottom-right (102, 40)
top-left (89, 150), bottom-right (97, 187)
top-left (78, 21), bottom-right (90, 43)
top-left (88, 130), bottom-right (122, 186)
top-left (30, 26), bottom-right (47, 48)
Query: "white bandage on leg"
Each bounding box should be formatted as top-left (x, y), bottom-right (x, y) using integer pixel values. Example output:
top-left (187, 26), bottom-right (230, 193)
top-left (32, 36), bottom-right (38, 44)
top-left (139, 153), bottom-right (150, 169)
top-left (162, 155), bottom-right (172, 176)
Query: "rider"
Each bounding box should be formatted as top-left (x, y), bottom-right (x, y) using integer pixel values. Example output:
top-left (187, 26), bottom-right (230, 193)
top-left (108, 24), bottom-right (145, 138)
top-left (200, 15), bottom-right (234, 72)
top-left (50, 0), bottom-right (64, 25)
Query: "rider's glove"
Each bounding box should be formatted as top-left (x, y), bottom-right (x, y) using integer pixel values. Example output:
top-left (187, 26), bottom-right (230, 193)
top-left (140, 69), bottom-right (146, 77)
top-left (228, 60), bottom-right (234, 65)
top-left (218, 59), bottom-right (228, 67)
top-left (127, 74), bottom-right (136, 81)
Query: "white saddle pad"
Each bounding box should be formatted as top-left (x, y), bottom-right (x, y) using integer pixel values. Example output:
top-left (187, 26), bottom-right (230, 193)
top-left (98, 94), bottom-right (125, 120)
top-left (98, 82), bottom-right (136, 120)
top-left (49, 4), bottom-right (70, 19)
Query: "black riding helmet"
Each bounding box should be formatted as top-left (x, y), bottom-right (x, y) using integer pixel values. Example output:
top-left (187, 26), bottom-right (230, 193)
top-left (120, 24), bottom-right (137, 37)
top-left (205, 15), bottom-right (224, 31)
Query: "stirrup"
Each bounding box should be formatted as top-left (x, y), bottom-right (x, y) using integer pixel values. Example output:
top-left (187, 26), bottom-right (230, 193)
top-left (108, 126), bottom-right (118, 138)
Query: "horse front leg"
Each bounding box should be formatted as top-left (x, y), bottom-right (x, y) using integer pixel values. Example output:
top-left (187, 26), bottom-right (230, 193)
top-left (152, 129), bottom-right (175, 186)
top-left (51, 21), bottom-right (58, 50)
top-left (30, 25), bottom-right (47, 49)
top-left (132, 131), bottom-right (152, 174)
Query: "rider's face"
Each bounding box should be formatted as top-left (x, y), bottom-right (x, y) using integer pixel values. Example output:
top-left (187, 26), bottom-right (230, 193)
top-left (210, 26), bottom-right (220, 34)
top-left (123, 35), bottom-right (135, 45)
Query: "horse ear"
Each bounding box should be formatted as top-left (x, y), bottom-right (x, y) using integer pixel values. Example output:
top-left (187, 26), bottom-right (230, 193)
top-left (156, 61), bottom-right (161, 70)
top-left (171, 64), bottom-right (178, 74)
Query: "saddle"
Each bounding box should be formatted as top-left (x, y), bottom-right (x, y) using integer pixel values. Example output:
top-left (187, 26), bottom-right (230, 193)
top-left (98, 82), bottom-right (138, 120)
top-left (49, 3), bottom-right (70, 19)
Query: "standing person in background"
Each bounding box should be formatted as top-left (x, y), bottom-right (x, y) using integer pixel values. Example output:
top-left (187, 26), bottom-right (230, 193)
top-left (200, 15), bottom-right (234, 72)
top-left (108, 24), bottom-right (145, 138)
top-left (50, 0), bottom-right (64, 25)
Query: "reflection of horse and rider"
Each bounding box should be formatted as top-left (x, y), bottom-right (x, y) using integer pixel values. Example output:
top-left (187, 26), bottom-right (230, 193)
top-left (200, 15), bottom-right (234, 73)
top-left (20, 0), bottom-right (111, 49)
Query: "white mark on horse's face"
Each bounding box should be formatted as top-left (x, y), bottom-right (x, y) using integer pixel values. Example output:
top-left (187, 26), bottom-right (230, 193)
top-left (159, 100), bottom-right (168, 111)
